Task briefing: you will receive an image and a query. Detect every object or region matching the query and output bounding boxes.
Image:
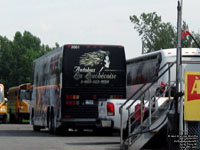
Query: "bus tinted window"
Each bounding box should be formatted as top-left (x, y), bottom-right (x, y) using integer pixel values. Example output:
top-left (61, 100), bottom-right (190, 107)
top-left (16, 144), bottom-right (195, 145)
top-left (127, 53), bottom-right (162, 85)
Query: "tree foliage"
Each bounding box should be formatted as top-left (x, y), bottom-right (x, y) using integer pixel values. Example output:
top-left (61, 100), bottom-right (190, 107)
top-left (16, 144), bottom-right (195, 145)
top-left (0, 31), bottom-right (56, 91)
top-left (130, 12), bottom-right (200, 53)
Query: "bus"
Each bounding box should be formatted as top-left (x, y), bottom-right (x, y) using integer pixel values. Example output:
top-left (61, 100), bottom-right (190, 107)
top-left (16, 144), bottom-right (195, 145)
top-left (7, 83), bottom-right (32, 123)
top-left (31, 44), bottom-right (126, 134)
top-left (126, 48), bottom-right (200, 100)
top-left (0, 84), bottom-right (7, 123)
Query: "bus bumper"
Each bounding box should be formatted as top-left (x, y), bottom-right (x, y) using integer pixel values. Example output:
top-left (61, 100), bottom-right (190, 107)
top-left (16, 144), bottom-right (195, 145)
top-left (61, 118), bottom-right (113, 128)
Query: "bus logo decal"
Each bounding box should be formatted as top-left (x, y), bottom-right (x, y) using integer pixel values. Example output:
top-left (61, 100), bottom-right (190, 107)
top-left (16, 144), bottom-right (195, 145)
top-left (79, 50), bottom-right (110, 73)
top-left (72, 50), bottom-right (117, 84)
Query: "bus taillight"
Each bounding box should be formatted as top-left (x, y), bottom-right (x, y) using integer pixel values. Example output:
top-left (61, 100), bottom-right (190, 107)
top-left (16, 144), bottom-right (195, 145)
top-left (66, 95), bottom-right (80, 105)
top-left (66, 95), bottom-right (79, 100)
top-left (65, 115), bottom-right (71, 118)
top-left (86, 45), bottom-right (91, 48)
top-left (66, 101), bottom-right (79, 105)
top-left (107, 102), bottom-right (115, 116)
top-left (110, 95), bottom-right (123, 99)
top-left (93, 95), bottom-right (97, 100)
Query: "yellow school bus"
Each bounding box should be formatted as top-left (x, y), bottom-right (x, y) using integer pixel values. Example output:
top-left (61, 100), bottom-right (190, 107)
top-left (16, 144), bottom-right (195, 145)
top-left (0, 84), bottom-right (7, 123)
top-left (7, 83), bottom-right (32, 123)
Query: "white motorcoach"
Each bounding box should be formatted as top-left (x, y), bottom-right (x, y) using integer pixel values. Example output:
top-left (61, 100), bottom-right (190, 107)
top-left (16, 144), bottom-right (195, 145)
top-left (127, 48), bottom-right (200, 99)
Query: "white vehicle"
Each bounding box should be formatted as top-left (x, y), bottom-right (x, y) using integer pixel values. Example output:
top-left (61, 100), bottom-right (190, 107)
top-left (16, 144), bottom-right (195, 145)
top-left (98, 98), bottom-right (167, 131)
top-left (99, 48), bottom-right (200, 134)
top-left (99, 99), bottom-right (141, 131)
top-left (127, 48), bottom-right (200, 100)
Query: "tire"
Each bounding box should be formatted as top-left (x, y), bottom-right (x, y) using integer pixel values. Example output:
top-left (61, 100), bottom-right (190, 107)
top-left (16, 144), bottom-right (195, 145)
top-left (18, 117), bottom-right (23, 124)
top-left (33, 125), bottom-right (41, 132)
top-left (48, 109), bottom-right (55, 134)
top-left (9, 110), bottom-right (14, 124)
top-left (55, 126), bottom-right (65, 135)
top-left (2, 117), bottom-right (6, 124)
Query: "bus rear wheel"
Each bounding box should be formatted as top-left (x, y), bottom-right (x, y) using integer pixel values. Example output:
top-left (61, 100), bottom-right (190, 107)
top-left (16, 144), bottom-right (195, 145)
top-left (33, 125), bottom-right (41, 132)
top-left (48, 109), bottom-right (55, 134)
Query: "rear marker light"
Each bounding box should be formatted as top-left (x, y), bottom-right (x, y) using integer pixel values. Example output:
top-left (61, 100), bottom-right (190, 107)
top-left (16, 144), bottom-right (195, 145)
top-left (65, 115), bottom-right (71, 118)
top-left (66, 95), bottom-right (79, 100)
top-left (93, 95), bottom-right (97, 100)
top-left (110, 95), bottom-right (123, 99)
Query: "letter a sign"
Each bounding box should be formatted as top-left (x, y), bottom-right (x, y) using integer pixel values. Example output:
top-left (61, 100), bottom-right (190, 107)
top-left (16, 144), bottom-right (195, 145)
top-left (184, 72), bottom-right (200, 121)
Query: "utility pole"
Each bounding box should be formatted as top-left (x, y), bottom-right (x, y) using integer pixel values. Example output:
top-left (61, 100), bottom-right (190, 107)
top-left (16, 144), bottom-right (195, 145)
top-left (177, 0), bottom-right (183, 136)
top-left (168, 1), bottom-right (183, 149)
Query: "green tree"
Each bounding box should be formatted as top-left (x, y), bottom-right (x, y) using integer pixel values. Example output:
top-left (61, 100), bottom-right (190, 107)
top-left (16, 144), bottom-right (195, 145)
top-left (130, 12), bottom-right (176, 53)
top-left (0, 36), bottom-right (13, 89)
top-left (0, 31), bottom-right (55, 90)
top-left (130, 12), bottom-right (200, 53)
top-left (11, 31), bottom-right (53, 85)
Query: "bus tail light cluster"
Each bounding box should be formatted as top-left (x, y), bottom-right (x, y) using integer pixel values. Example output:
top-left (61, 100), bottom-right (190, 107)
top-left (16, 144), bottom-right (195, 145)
top-left (110, 95), bottom-right (123, 99)
top-left (66, 95), bottom-right (79, 100)
top-left (66, 101), bottom-right (79, 105)
top-left (66, 95), bottom-right (80, 105)
top-left (107, 102), bottom-right (115, 116)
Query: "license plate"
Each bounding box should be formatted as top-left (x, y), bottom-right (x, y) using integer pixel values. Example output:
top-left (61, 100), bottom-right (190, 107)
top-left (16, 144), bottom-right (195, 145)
top-left (101, 120), bottom-right (112, 127)
top-left (85, 100), bottom-right (94, 105)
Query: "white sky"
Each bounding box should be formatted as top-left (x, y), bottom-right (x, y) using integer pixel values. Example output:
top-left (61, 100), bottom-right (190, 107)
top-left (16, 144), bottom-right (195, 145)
top-left (0, 0), bottom-right (200, 59)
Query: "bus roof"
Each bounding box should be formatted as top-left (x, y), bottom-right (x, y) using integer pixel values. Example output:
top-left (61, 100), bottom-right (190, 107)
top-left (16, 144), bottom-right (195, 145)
top-left (127, 48), bottom-right (200, 62)
top-left (34, 44), bottom-right (124, 63)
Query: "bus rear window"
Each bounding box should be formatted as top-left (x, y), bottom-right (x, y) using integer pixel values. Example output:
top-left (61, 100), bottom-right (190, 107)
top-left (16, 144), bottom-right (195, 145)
top-left (62, 45), bottom-right (126, 88)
